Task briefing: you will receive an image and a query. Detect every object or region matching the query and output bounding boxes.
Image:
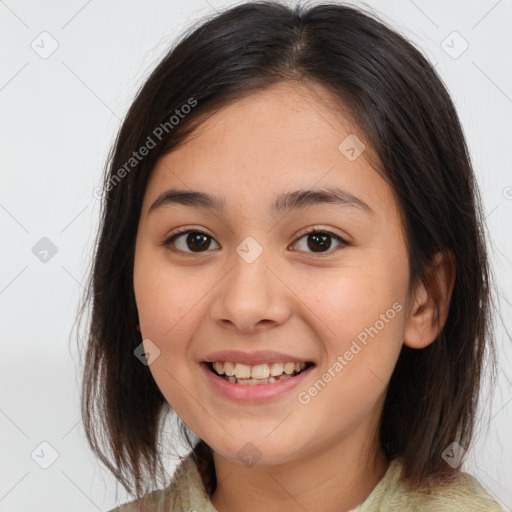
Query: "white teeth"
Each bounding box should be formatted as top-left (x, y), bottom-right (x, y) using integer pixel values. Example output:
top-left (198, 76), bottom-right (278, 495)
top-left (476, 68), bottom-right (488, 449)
top-left (269, 362), bottom-right (284, 376)
top-left (234, 363), bottom-right (251, 379)
top-left (283, 362), bottom-right (295, 375)
top-left (251, 364), bottom-right (270, 379)
top-left (237, 378), bottom-right (269, 385)
top-left (224, 361), bottom-right (235, 377)
top-left (213, 361), bottom-right (224, 375)
top-left (226, 373), bottom-right (294, 385)
top-left (211, 360), bottom-right (310, 383)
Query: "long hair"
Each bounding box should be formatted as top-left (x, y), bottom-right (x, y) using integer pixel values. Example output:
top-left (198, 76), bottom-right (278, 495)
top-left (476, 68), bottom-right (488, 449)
top-left (77, 1), bottom-right (496, 498)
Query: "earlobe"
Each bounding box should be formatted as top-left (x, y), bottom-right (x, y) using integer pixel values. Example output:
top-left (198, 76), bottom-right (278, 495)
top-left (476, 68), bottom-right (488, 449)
top-left (403, 251), bottom-right (456, 349)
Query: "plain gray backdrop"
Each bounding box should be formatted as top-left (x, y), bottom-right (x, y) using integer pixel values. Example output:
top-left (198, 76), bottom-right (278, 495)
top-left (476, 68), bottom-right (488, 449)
top-left (1, 0), bottom-right (511, 510)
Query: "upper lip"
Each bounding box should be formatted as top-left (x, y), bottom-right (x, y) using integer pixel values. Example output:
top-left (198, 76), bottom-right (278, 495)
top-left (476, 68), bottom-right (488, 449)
top-left (203, 350), bottom-right (313, 366)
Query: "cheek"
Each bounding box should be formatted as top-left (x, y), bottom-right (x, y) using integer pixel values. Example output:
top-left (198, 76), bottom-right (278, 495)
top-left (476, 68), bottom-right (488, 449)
top-left (133, 248), bottom-right (194, 372)
top-left (298, 258), bottom-right (407, 342)
top-left (293, 266), bottom-right (406, 431)
top-left (134, 243), bottom-right (205, 338)
top-left (292, 250), bottom-right (408, 402)
top-left (133, 246), bottom-right (209, 425)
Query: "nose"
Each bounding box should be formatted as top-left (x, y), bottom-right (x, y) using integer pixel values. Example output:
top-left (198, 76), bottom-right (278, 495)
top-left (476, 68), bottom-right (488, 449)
top-left (210, 248), bottom-right (291, 334)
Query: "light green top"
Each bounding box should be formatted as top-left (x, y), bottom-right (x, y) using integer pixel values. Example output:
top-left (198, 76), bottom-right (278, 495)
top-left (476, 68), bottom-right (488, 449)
top-left (109, 454), bottom-right (503, 511)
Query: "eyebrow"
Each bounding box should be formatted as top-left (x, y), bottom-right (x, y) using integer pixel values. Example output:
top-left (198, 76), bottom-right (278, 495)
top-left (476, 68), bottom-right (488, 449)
top-left (148, 187), bottom-right (374, 216)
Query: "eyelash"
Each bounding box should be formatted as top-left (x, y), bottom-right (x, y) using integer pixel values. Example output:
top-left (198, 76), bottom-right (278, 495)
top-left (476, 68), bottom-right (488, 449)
top-left (162, 226), bottom-right (349, 256)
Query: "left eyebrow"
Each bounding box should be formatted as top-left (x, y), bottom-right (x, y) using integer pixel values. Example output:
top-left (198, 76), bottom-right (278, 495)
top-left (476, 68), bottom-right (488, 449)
top-left (147, 187), bottom-right (374, 216)
top-left (270, 187), bottom-right (374, 216)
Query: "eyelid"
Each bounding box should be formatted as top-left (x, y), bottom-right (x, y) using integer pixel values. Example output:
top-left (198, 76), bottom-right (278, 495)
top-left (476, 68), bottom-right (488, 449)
top-left (161, 225), bottom-right (218, 253)
top-left (288, 227), bottom-right (349, 256)
top-left (164, 225), bottom-right (211, 240)
top-left (292, 225), bottom-right (348, 243)
top-left (162, 225), bottom-right (349, 255)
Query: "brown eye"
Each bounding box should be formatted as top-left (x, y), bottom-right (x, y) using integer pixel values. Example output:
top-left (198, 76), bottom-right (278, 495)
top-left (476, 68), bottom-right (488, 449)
top-left (164, 230), bottom-right (220, 253)
top-left (163, 228), bottom-right (348, 256)
top-left (292, 229), bottom-right (347, 254)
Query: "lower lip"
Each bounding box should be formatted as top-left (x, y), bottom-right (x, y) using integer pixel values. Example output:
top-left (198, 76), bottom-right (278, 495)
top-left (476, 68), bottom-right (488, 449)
top-left (200, 362), bottom-right (315, 403)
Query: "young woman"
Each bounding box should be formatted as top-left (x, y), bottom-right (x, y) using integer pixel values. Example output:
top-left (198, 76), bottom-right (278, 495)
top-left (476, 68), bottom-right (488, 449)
top-left (80, 2), bottom-right (502, 510)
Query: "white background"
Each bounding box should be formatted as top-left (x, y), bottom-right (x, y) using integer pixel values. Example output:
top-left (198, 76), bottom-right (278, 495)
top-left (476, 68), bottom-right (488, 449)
top-left (1, 0), bottom-right (511, 510)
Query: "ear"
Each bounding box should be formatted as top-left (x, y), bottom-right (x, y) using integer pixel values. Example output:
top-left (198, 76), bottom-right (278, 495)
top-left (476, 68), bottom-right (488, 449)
top-left (403, 251), bottom-right (456, 349)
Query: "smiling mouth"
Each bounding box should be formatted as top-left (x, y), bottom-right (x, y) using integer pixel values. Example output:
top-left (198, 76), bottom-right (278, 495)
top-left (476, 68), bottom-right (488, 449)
top-left (207, 360), bottom-right (315, 385)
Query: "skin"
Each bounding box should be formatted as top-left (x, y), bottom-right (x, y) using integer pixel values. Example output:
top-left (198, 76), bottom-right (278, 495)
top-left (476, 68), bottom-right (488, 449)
top-left (133, 81), bottom-right (454, 512)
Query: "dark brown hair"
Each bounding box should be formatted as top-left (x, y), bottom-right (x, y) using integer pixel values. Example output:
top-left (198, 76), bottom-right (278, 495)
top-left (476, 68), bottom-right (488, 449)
top-left (77, 0), bottom-right (497, 499)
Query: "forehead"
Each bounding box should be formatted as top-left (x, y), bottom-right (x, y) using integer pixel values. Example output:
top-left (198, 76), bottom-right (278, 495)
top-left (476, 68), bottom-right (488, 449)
top-left (142, 82), bottom-right (396, 220)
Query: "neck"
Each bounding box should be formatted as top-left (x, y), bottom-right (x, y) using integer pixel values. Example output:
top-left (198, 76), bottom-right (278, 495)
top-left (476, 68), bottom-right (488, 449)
top-left (210, 429), bottom-right (389, 512)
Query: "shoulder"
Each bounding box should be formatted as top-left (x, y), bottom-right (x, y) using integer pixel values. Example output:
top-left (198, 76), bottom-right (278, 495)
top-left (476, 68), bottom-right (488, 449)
top-left (412, 471), bottom-right (504, 511)
top-left (106, 454), bottom-right (216, 512)
top-left (356, 459), bottom-right (503, 512)
top-left (105, 486), bottom-right (170, 512)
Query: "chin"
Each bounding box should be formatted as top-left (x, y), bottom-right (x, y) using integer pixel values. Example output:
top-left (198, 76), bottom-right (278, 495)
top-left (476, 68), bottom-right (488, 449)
top-left (208, 435), bottom-right (306, 468)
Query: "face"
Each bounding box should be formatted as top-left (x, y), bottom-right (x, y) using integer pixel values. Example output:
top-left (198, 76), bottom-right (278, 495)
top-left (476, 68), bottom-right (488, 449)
top-left (133, 81), bottom-right (411, 467)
